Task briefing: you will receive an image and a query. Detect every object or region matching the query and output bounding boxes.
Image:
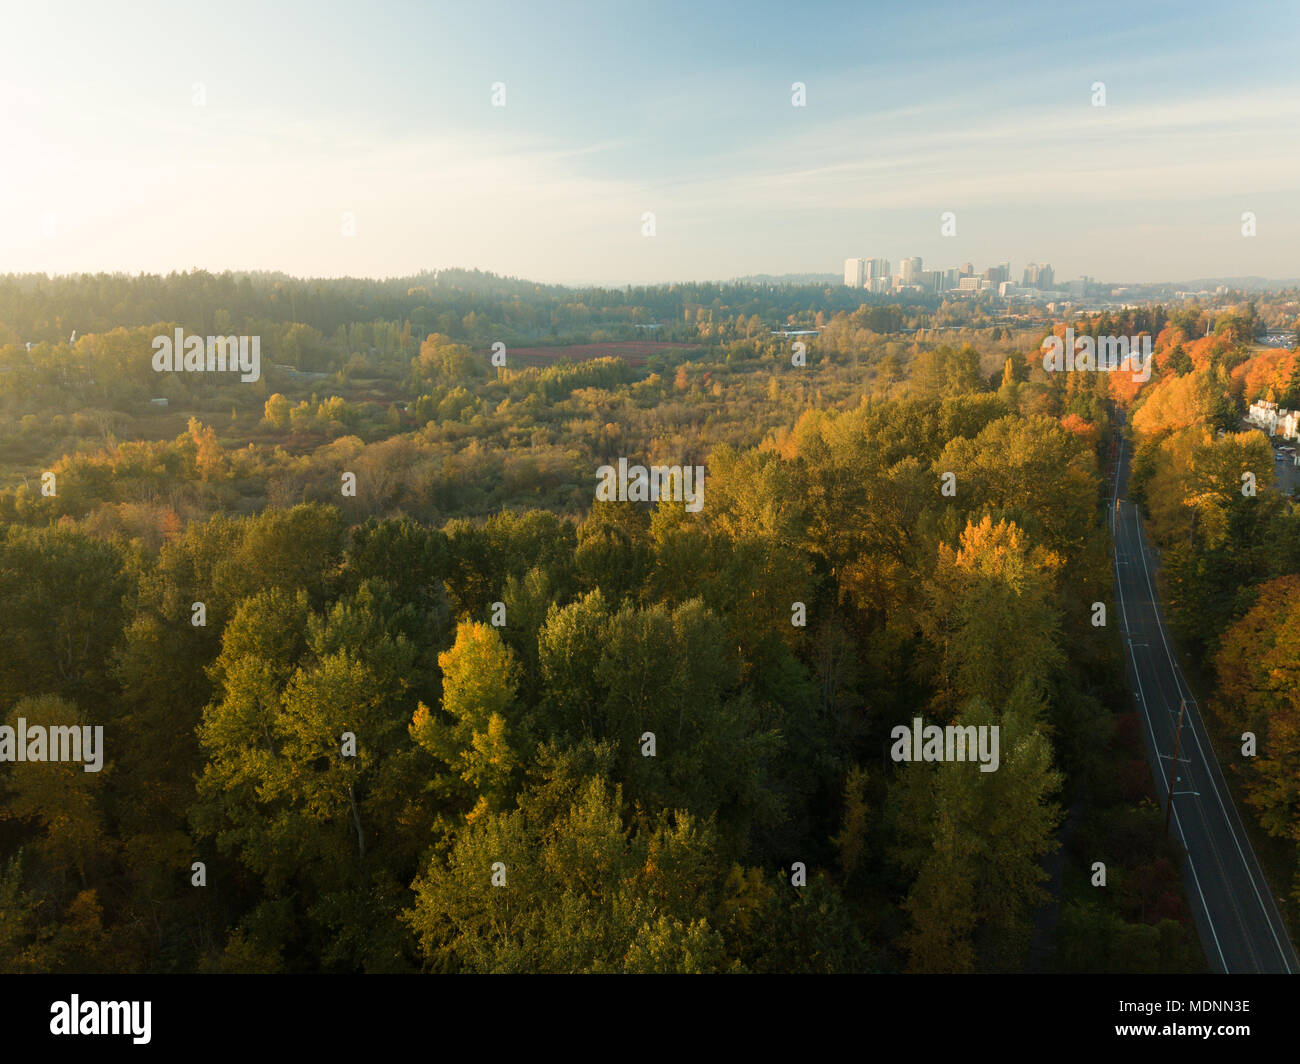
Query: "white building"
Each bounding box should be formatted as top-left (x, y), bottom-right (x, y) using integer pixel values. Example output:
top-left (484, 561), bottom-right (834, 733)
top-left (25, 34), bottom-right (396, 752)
top-left (844, 258), bottom-right (866, 288)
top-left (1247, 399), bottom-right (1277, 433)
top-left (1247, 399), bottom-right (1294, 438)
top-left (1247, 398), bottom-right (1275, 428)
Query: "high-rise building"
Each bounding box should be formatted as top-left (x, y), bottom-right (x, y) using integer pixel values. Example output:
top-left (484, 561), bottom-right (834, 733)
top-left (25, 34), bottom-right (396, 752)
top-left (901, 256), bottom-right (922, 285)
top-left (1023, 263), bottom-right (1055, 289)
top-left (960, 262), bottom-right (973, 276)
top-left (844, 258), bottom-right (866, 288)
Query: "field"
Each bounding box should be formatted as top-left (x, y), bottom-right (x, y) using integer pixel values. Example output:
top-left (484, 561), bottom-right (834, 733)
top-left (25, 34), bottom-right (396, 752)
top-left (505, 341), bottom-right (700, 368)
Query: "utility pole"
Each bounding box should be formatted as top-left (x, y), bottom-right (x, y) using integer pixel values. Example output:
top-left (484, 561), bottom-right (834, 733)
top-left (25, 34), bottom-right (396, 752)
top-left (1165, 699), bottom-right (1186, 835)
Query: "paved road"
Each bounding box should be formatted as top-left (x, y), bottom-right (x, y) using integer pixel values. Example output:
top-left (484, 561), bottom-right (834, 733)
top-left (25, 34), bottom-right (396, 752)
top-left (1111, 425), bottom-right (1298, 973)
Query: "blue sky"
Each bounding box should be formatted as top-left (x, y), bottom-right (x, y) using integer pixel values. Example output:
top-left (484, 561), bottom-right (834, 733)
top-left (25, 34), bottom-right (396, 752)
top-left (2, 0), bottom-right (1297, 284)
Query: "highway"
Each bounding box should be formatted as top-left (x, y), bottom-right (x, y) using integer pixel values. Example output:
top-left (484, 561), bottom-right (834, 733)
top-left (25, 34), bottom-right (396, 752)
top-left (1111, 424), bottom-right (1298, 973)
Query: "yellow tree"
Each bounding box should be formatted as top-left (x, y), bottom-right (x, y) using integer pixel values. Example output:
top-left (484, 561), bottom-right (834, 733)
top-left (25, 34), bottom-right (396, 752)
top-left (0, 695), bottom-right (109, 887)
top-left (921, 515), bottom-right (1064, 716)
top-left (263, 393), bottom-right (291, 429)
top-left (1214, 576), bottom-right (1300, 841)
top-left (411, 620), bottom-right (522, 823)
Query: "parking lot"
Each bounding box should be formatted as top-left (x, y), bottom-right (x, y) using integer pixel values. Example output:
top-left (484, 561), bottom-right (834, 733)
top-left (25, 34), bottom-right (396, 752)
top-left (1272, 444), bottom-right (1299, 494)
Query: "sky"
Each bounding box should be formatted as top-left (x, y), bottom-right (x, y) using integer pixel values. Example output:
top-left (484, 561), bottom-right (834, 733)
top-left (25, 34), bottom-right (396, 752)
top-left (1, 0), bottom-right (1298, 286)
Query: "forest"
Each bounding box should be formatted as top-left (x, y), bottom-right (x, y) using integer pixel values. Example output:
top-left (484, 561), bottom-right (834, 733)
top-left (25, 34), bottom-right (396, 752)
top-left (4, 269), bottom-right (1292, 973)
top-left (1127, 319), bottom-right (1300, 923)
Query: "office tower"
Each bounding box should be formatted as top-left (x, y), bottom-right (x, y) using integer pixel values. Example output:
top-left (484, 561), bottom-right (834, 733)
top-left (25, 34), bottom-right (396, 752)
top-left (985, 262), bottom-right (1009, 286)
top-left (844, 258), bottom-right (866, 288)
top-left (901, 256), bottom-right (922, 284)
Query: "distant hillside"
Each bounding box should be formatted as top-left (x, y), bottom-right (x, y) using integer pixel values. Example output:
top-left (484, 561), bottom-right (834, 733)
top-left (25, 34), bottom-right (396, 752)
top-left (729, 273), bottom-right (840, 286)
top-left (1175, 276), bottom-right (1300, 291)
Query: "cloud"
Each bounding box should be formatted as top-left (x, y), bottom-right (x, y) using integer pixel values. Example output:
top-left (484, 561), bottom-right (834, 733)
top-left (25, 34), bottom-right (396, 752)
top-left (1, 65), bottom-right (1296, 282)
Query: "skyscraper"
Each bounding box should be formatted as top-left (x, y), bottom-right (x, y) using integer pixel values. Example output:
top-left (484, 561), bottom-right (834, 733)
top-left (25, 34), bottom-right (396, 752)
top-left (1023, 263), bottom-right (1054, 289)
top-left (844, 258), bottom-right (866, 288)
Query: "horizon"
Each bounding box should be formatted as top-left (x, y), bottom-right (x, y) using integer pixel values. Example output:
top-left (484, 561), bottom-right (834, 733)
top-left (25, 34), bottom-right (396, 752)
top-left (2, 264), bottom-right (1298, 294)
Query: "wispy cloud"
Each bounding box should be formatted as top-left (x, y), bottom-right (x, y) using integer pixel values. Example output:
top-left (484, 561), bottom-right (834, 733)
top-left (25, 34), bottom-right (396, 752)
top-left (2, 0), bottom-right (1298, 282)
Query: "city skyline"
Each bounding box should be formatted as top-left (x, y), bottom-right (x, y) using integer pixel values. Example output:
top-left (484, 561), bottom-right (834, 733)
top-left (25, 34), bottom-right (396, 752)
top-left (843, 255), bottom-right (1064, 296)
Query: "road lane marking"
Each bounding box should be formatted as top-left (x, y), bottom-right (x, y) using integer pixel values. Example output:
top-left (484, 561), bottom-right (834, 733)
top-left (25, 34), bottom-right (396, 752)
top-left (1130, 503), bottom-right (1294, 972)
top-left (1121, 506), bottom-right (1260, 970)
top-left (1113, 503), bottom-right (1227, 972)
